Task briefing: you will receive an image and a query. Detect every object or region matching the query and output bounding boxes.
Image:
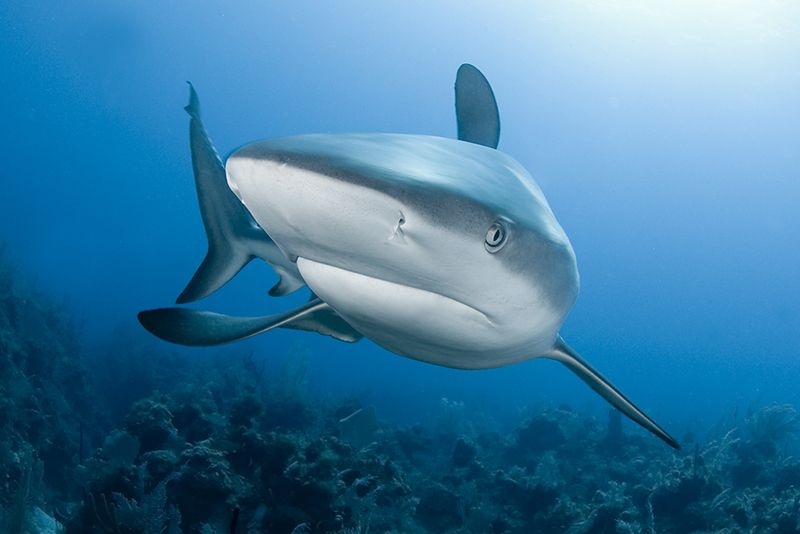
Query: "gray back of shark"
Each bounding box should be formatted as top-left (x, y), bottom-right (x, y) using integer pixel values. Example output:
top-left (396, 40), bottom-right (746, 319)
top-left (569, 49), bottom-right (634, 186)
top-left (139, 65), bottom-right (679, 449)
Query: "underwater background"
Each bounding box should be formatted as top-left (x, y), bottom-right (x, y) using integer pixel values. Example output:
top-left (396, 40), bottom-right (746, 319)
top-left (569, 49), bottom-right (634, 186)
top-left (1, 1), bottom-right (799, 532)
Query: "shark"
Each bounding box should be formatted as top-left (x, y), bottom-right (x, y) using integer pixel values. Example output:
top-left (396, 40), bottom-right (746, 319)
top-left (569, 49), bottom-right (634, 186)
top-left (139, 64), bottom-right (679, 449)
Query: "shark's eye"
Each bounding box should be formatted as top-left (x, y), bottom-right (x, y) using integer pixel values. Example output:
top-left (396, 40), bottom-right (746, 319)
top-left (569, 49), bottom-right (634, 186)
top-left (485, 220), bottom-right (508, 253)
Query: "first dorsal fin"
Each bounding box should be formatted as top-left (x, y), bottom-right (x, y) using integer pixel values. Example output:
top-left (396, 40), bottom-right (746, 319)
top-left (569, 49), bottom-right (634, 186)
top-left (455, 64), bottom-right (500, 149)
top-left (178, 83), bottom-right (305, 303)
top-left (548, 336), bottom-right (680, 449)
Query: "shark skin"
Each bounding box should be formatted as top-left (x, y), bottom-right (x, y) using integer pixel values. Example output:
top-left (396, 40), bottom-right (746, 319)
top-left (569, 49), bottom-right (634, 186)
top-left (139, 65), bottom-right (679, 449)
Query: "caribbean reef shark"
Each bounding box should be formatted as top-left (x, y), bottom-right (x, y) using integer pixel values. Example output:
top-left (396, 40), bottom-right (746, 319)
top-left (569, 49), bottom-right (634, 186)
top-left (139, 64), bottom-right (679, 448)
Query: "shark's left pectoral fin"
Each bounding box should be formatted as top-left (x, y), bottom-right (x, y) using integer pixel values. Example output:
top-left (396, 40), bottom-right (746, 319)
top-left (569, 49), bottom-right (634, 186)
top-left (455, 64), bottom-right (500, 149)
top-left (138, 298), bottom-right (362, 346)
top-left (548, 336), bottom-right (680, 449)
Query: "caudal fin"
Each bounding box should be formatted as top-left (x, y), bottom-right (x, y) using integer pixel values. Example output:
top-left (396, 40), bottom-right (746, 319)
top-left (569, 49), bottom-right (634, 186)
top-left (177, 83), bottom-right (305, 304)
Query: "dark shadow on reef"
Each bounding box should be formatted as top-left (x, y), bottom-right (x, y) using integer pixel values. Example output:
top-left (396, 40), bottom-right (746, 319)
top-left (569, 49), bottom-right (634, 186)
top-left (2, 247), bottom-right (800, 534)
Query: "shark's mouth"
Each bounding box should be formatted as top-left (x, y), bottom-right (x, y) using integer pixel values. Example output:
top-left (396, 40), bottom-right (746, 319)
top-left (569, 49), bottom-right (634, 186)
top-left (295, 257), bottom-right (495, 359)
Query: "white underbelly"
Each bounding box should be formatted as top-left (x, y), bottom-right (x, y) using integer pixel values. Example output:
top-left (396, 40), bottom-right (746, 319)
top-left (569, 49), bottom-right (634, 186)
top-left (296, 257), bottom-right (554, 369)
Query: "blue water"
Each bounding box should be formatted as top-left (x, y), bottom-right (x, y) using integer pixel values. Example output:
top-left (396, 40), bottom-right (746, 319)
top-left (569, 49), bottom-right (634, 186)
top-left (1, 0), bottom-right (799, 436)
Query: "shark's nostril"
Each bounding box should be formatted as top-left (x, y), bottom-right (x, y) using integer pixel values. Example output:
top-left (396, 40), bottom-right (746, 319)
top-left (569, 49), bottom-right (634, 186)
top-left (390, 212), bottom-right (406, 242)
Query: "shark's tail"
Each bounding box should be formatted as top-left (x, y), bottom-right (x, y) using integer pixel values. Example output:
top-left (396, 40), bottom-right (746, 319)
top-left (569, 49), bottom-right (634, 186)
top-left (177, 83), bottom-right (305, 304)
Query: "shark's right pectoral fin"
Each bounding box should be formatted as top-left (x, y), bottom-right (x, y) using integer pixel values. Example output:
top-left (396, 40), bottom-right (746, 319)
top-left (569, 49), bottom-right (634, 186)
top-left (177, 83), bottom-right (305, 304)
top-left (138, 297), bottom-right (363, 346)
top-left (547, 336), bottom-right (680, 449)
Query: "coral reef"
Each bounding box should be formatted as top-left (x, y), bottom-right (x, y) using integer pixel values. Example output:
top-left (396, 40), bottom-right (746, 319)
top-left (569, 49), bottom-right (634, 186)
top-left (63, 378), bottom-right (800, 534)
top-left (3, 248), bottom-right (800, 533)
top-left (0, 245), bottom-right (104, 520)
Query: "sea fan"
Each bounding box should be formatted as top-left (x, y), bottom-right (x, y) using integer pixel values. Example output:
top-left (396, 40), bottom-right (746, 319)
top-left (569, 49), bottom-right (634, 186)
top-left (745, 403), bottom-right (800, 445)
top-left (0, 446), bottom-right (44, 534)
top-left (112, 472), bottom-right (181, 534)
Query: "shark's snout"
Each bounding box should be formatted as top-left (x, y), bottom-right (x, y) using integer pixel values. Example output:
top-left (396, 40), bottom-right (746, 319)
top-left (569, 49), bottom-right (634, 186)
top-left (226, 150), bottom-right (416, 270)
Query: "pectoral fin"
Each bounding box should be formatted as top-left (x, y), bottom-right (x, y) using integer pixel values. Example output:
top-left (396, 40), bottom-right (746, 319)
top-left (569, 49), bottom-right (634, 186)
top-left (281, 294), bottom-right (363, 342)
top-left (548, 336), bottom-right (679, 449)
top-left (138, 298), bottom-right (362, 346)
